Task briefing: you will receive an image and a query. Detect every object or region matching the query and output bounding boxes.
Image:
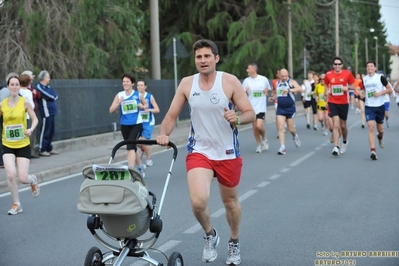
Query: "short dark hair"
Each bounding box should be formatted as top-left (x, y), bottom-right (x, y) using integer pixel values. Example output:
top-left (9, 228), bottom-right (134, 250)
top-left (366, 61), bottom-right (376, 67)
top-left (7, 75), bottom-right (19, 86)
top-left (121, 73), bottom-right (136, 84)
top-left (193, 39), bottom-right (219, 56)
top-left (332, 56), bottom-right (343, 64)
top-left (249, 63), bottom-right (258, 71)
top-left (137, 80), bottom-right (146, 86)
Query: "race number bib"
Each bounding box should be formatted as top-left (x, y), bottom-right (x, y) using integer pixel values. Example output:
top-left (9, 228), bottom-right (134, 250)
top-left (252, 91), bottom-right (263, 98)
top-left (121, 100), bottom-right (138, 114)
top-left (331, 85), bottom-right (343, 96)
top-left (277, 87), bottom-right (288, 97)
top-left (92, 164), bottom-right (131, 181)
top-left (318, 93), bottom-right (325, 101)
top-left (5, 124), bottom-right (24, 141)
top-left (141, 112), bottom-right (150, 122)
top-left (367, 89), bottom-right (376, 98)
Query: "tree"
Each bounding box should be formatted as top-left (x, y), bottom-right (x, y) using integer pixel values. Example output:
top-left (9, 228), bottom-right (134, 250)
top-left (140, 0), bottom-right (316, 80)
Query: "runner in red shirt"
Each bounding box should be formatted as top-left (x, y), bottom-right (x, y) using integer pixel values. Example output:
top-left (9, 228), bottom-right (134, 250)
top-left (324, 56), bottom-right (355, 156)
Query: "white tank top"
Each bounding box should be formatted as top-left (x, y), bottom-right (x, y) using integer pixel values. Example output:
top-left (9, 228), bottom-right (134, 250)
top-left (187, 71), bottom-right (240, 160)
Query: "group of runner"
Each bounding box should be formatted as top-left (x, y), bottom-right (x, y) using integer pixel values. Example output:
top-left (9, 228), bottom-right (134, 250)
top-left (242, 56), bottom-right (394, 160)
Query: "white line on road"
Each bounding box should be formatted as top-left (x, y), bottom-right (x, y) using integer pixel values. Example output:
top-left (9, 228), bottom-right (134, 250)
top-left (280, 168), bottom-right (290, 173)
top-left (258, 181), bottom-right (270, 187)
top-left (289, 151), bottom-right (315, 167)
top-left (269, 174), bottom-right (281, 180)
top-left (315, 146), bottom-right (321, 150)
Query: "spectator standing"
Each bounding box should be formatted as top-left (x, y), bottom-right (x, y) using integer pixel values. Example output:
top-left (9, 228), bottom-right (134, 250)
top-left (22, 70), bottom-right (41, 158)
top-left (35, 70), bottom-right (59, 156)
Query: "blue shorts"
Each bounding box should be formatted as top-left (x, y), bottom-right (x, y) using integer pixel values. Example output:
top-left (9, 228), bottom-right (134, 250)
top-left (276, 105), bottom-right (296, 119)
top-left (141, 124), bottom-right (154, 139)
top-left (384, 102), bottom-right (390, 111)
top-left (365, 105), bottom-right (385, 124)
top-left (349, 91), bottom-right (354, 97)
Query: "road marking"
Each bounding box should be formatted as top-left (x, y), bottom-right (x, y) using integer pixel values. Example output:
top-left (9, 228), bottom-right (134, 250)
top-left (183, 224), bottom-right (202, 234)
top-left (289, 151), bottom-right (315, 167)
top-left (239, 189), bottom-right (257, 202)
top-left (269, 174), bottom-right (280, 180)
top-left (280, 168), bottom-right (290, 173)
top-left (315, 146), bottom-right (321, 150)
top-left (258, 181), bottom-right (270, 187)
top-left (211, 208), bottom-right (225, 218)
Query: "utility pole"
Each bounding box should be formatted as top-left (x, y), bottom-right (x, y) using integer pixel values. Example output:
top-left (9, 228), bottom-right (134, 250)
top-left (365, 38), bottom-right (368, 62)
top-left (287, 0), bottom-right (293, 78)
top-left (150, 0), bottom-right (161, 79)
top-left (355, 33), bottom-right (358, 75)
top-left (335, 0), bottom-right (339, 56)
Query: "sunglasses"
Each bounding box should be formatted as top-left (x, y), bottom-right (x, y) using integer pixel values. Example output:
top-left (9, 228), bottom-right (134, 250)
top-left (333, 63), bottom-right (342, 66)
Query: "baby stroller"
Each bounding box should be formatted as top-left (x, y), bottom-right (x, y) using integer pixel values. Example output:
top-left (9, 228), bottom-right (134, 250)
top-left (77, 139), bottom-right (183, 266)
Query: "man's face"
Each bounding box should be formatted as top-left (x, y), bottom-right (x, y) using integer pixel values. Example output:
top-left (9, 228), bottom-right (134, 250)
top-left (246, 65), bottom-right (255, 76)
top-left (280, 71), bottom-right (289, 82)
top-left (366, 63), bottom-right (376, 74)
top-left (308, 72), bottom-right (314, 80)
top-left (333, 60), bottom-right (343, 73)
top-left (194, 47), bottom-right (219, 75)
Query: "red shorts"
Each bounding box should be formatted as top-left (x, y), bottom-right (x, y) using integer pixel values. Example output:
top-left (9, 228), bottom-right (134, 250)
top-left (186, 153), bottom-right (242, 188)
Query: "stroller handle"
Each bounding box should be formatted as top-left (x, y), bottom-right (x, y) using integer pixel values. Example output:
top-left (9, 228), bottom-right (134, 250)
top-left (111, 139), bottom-right (178, 160)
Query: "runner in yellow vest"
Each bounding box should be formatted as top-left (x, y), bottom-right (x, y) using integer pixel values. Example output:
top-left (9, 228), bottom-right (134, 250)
top-left (0, 75), bottom-right (39, 215)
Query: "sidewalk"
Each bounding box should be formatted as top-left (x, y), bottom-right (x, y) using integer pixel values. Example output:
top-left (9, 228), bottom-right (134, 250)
top-left (0, 104), bottom-right (304, 194)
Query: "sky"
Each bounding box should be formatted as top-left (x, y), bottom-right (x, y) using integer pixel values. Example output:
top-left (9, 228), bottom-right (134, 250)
top-left (380, 0), bottom-right (399, 45)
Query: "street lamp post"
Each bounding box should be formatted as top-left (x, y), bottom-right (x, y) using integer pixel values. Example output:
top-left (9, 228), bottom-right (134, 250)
top-left (365, 38), bottom-right (368, 62)
top-left (335, 0), bottom-right (339, 56)
top-left (374, 36), bottom-right (378, 70)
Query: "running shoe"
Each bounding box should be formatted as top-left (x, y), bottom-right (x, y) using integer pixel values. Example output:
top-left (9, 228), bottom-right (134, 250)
top-left (203, 229), bottom-right (220, 262)
top-left (340, 141), bottom-right (348, 154)
top-left (332, 146), bottom-right (340, 156)
top-left (278, 146), bottom-right (286, 155)
top-left (261, 140), bottom-right (269, 151)
top-left (293, 134), bottom-right (301, 148)
top-left (30, 175), bottom-right (40, 198)
top-left (379, 138), bottom-right (385, 148)
top-left (138, 164), bottom-right (146, 178)
top-left (146, 159), bottom-right (153, 167)
top-left (8, 204), bottom-right (23, 215)
top-left (226, 241), bottom-right (241, 265)
top-left (323, 130), bottom-right (328, 136)
top-left (256, 146), bottom-right (262, 153)
top-left (361, 124), bottom-right (365, 129)
top-left (370, 151), bottom-right (378, 160)
top-left (313, 125), bottom-right (317, 131)
top-left (306, 124), bottom-right (310, 129)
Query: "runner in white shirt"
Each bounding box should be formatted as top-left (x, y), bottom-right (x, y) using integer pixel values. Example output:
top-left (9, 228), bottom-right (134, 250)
top-left (242, 63), bottom-right (271, 153)
top-left (359, 61), bottom-right (392, 160)
top-left (302, 72), bottom-right (315, 129)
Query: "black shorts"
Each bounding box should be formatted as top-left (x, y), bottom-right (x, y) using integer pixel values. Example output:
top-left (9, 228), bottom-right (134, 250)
top-left (256, 112), bottom-right (265, 120)
top-left (304, 100), bottom-right (311, 108)
top-left (120, 123), bottom-right (143, 151)
top-left (317, 105), bottom-right (327, 111)
top-left (2, 145), bottom-right (31, 159)
top-left (328, 103), bottom-right (349, 121)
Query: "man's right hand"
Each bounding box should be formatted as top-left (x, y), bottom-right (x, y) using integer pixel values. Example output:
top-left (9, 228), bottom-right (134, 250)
top-left (157, 135), bottom-right (170, 146)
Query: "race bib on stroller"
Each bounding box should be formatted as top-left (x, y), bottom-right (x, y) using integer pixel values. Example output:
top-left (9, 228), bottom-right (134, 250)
top-left (92, 164), bottom-right (131, 181)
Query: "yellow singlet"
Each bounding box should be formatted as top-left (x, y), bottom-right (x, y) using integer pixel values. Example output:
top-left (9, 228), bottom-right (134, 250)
top-left (1, 97), bottom-right (29, 149)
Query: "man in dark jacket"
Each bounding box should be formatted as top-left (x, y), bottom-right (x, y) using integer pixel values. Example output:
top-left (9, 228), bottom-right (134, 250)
top-left (36, 70), bottom-right (59, 156)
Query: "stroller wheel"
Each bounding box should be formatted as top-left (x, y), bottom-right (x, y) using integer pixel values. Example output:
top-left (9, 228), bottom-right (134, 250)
top-left (84, 246), bottom-right (103, 266)
top-left (167, 251), bottom-right (184, 266)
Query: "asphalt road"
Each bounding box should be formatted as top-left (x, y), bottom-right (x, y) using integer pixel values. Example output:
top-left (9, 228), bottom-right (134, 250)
top-left (1, 101), bottom-right (399, 266)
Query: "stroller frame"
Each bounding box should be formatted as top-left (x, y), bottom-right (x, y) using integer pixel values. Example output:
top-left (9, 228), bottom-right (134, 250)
top-left (80, 139), bottom-right (182, 266)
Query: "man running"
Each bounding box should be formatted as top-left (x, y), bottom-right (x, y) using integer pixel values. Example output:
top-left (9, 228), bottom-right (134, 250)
top-left (269, 68), bottom-right (302, 155)
top-left (157, 39), bottom-right (255, 265)
top-left (359, 61), bottom-right (392, 160)
top-left (242, 63), bottom-right (271, 153)
top-left (324, 57), bottom-right (355, 156)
